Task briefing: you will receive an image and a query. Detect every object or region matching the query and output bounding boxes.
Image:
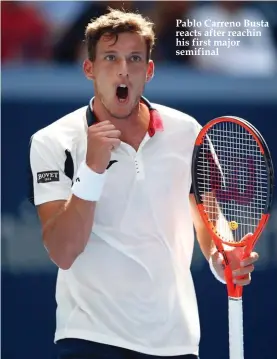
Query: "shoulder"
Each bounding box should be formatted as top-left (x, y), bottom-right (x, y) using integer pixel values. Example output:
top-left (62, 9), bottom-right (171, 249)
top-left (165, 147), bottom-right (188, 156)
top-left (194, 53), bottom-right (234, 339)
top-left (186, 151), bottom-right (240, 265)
top-left (153, 102), bottom-right (201, 135)
top-left (31, 105), bottom-right (87, 147)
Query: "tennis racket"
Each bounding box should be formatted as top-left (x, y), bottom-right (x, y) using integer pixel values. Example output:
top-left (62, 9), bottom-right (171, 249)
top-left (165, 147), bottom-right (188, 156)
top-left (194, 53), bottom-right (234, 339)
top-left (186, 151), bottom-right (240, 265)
top-left (191, 116), bottom-right (274, 359)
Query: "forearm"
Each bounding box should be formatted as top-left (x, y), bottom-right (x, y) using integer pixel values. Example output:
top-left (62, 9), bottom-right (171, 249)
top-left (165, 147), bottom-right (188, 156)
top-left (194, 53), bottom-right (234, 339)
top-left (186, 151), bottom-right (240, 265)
top-left (43, 195), bottom-right (96, 269)
top-left (199, 192), bottom-right (234, 258)
top-left (195, 225), bottom-right (217, 261)
top-left (190, 194), bottom-right (217, 261)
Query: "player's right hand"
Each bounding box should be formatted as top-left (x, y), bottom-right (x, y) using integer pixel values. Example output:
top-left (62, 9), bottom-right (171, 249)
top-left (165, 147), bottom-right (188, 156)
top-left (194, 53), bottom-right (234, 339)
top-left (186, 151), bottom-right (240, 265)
top-left (86, 120), bottom-right (121, 173)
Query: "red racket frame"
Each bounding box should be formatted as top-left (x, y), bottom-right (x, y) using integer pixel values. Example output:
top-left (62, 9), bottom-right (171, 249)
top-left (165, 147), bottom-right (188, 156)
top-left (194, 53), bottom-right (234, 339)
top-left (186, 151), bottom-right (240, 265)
top-left (192, 116), bottom-right (274, 297)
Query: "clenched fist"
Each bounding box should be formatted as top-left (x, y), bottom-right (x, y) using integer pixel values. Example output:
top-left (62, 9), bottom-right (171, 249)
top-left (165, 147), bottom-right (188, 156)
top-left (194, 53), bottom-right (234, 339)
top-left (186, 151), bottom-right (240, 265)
top-left (86, 121), bottom-right (121, 173)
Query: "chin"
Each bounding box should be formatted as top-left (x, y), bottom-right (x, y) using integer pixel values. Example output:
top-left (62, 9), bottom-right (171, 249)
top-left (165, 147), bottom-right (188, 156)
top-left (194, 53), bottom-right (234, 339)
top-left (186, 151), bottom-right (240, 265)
top-left (108, 101), bottom-right (136, 119)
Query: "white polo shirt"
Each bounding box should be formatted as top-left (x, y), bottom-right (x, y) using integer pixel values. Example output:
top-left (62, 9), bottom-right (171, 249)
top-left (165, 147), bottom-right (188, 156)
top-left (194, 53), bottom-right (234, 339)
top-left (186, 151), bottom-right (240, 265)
top-left (29, 97), bottom-right (202, 356)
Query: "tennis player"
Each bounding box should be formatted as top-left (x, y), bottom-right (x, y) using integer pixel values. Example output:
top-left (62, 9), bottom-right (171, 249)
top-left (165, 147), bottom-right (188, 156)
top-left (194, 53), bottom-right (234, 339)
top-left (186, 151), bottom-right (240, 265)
top-left (29, 8), bottom-right (259, 359)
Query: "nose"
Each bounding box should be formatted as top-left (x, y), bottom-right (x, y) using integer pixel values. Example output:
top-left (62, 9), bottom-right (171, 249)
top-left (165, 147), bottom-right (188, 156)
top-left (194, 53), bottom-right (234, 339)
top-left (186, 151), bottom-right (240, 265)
top-left (117, 59), bottom-right (128, 78)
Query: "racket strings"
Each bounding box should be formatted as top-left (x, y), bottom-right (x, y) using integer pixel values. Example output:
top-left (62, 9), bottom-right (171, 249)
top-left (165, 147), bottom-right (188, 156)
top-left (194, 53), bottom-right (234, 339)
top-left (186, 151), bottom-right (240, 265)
top-left (197, 122), bottom-right (268, 243)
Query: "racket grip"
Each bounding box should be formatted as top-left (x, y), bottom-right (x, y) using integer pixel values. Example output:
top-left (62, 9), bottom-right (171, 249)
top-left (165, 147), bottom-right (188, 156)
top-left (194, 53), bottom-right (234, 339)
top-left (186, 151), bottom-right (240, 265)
top-left (228, 298), bottom-right (244, 359)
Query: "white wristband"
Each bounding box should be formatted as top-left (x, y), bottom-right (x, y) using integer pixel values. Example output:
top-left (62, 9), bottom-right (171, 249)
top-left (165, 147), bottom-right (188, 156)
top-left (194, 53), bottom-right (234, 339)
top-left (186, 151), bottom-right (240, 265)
top-left (209, 256), bottom-right (226, 284)
top-left (71, 161), bottom-right (107, 201)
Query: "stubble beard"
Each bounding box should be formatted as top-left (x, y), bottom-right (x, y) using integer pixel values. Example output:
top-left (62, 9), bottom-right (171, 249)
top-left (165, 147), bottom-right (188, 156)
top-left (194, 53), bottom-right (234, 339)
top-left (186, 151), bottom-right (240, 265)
top-left (102, 96), bottom-right (141, 120)
top-left (96, 83), bottom-right (144, 120)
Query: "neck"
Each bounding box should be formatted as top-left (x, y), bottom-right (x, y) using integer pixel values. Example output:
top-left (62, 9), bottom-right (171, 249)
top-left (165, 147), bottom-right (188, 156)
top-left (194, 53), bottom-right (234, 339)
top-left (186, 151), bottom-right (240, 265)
top-left (92, 96), bottom-right (150, 133)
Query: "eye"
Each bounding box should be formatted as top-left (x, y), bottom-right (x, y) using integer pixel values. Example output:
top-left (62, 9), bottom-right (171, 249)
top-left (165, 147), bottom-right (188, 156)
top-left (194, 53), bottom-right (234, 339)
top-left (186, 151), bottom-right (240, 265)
top-left (104, 55), bottom-right (116, 61)
top-left (130, 55), bottom-right (142, 62)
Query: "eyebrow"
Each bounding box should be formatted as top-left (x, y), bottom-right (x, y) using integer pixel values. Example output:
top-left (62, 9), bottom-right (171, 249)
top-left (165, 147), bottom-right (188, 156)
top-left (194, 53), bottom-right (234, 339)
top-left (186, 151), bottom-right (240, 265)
top-left (101, 50), bottom-right (144, 55)
top-left (101, 50), bottom-right (117, 54)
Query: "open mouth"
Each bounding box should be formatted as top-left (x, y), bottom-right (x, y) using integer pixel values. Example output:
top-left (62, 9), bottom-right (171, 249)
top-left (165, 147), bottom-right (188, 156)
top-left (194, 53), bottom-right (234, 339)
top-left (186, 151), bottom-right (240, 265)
top-left (116, 84), bottom-right (129, 103)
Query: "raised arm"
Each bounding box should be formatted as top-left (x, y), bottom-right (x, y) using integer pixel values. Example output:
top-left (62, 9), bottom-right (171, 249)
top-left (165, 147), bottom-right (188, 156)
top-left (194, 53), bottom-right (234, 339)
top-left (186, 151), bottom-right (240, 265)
top-left (29, 120), bottom-right (120, 269)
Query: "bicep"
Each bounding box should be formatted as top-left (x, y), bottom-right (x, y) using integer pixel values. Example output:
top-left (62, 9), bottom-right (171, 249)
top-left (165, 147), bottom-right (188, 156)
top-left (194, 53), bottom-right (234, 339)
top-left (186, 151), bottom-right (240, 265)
top-left (37, 200), bottom-right (67, 229)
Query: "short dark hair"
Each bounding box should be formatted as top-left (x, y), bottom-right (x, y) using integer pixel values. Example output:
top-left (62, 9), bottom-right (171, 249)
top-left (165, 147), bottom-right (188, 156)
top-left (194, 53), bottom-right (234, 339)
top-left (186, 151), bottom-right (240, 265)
top-left (85, 8), bottom-right (155, 62)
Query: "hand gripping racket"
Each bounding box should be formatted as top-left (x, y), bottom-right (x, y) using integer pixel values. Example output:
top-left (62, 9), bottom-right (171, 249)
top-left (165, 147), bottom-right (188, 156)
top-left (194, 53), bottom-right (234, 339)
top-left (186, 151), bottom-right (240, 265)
top-left (191, 116), bottom-right (274, 359)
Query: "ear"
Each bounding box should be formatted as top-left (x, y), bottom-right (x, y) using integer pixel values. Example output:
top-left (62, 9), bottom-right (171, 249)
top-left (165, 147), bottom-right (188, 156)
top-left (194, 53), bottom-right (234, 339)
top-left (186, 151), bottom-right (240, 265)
top-left (146, 60), bottom-right (154, 83)
top-left (83, 59), bottom-right (95, 80)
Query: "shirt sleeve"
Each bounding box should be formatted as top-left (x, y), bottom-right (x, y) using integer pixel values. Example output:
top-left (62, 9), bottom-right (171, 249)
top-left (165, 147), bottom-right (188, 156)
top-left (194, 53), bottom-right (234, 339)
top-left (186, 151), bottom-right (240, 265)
top-left (28, 132), bottom-right (73, 206)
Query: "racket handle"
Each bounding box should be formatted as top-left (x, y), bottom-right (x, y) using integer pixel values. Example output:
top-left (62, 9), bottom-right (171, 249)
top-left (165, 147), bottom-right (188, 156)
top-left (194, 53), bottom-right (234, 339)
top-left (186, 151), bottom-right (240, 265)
top-left (228, 298), bottom-right (244, 359)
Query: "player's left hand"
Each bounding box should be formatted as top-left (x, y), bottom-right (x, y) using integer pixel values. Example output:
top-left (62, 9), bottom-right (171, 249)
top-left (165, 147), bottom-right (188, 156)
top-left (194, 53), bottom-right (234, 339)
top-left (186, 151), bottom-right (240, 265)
top-left (212, 235), bottom-right (259, 286)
